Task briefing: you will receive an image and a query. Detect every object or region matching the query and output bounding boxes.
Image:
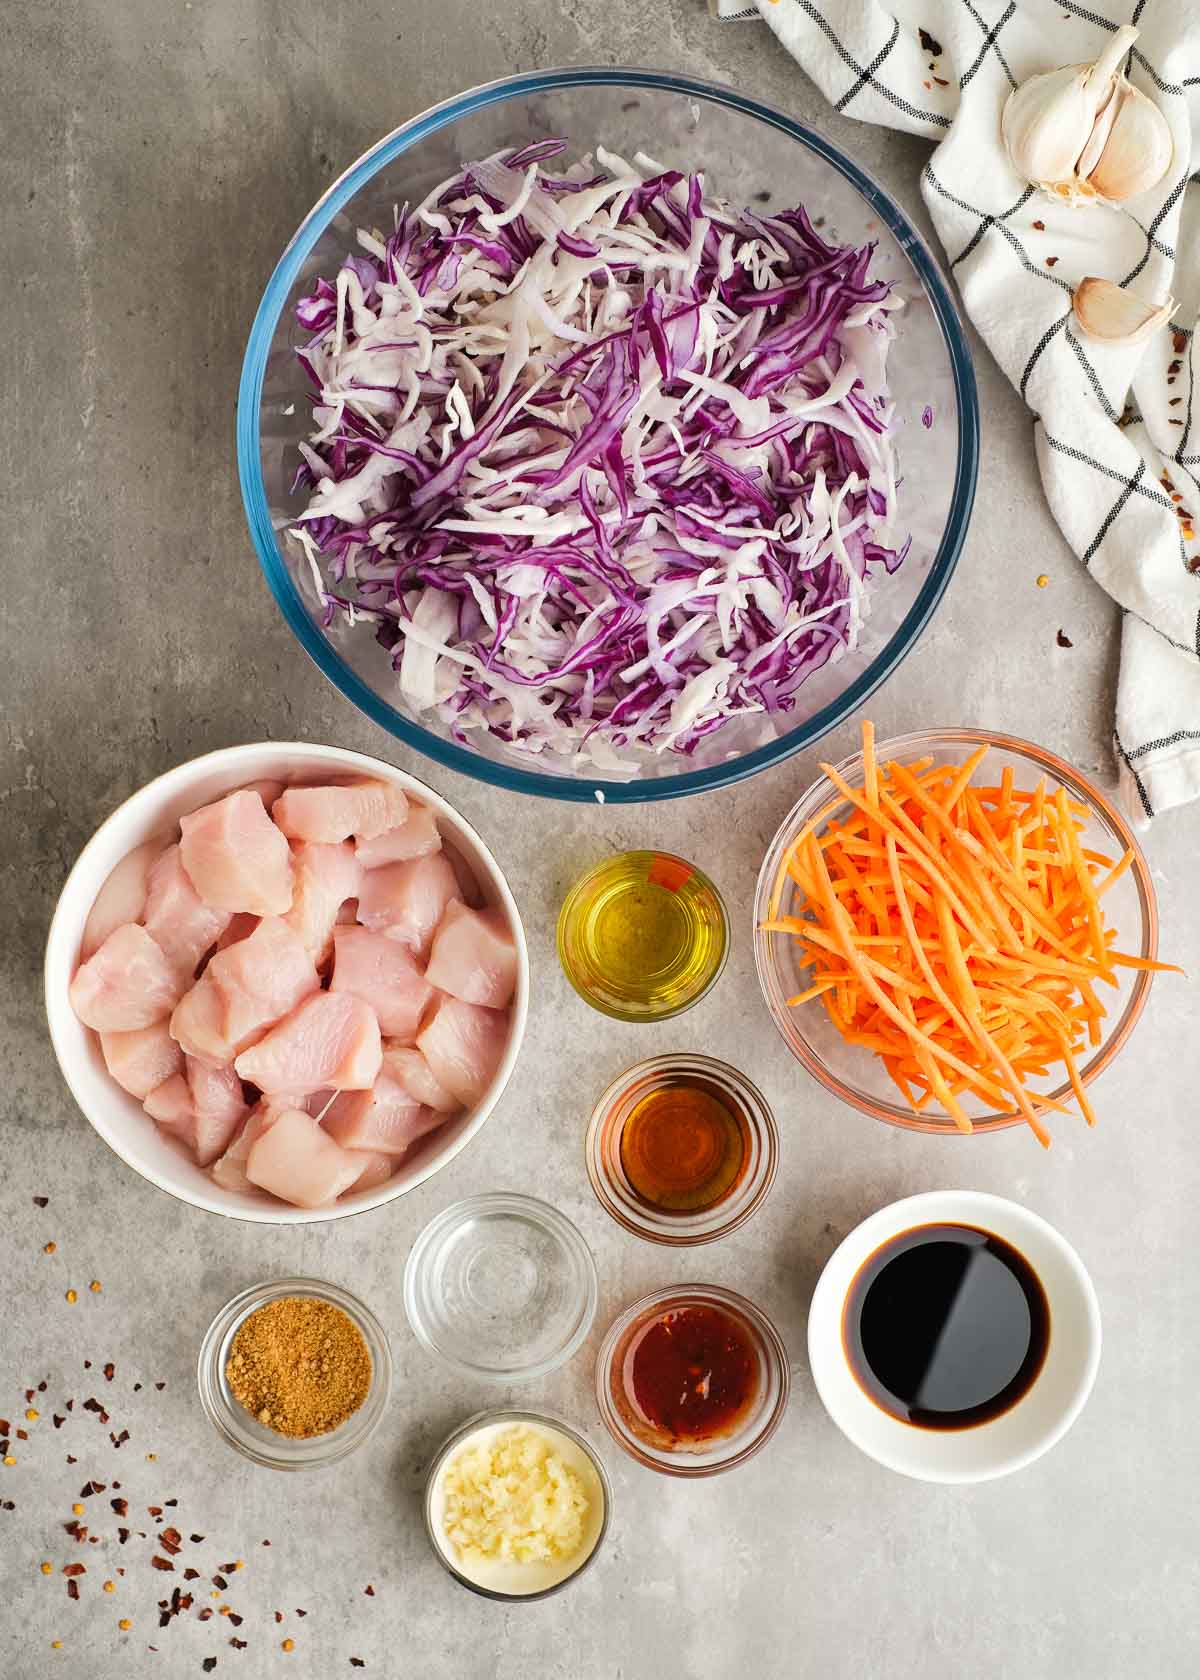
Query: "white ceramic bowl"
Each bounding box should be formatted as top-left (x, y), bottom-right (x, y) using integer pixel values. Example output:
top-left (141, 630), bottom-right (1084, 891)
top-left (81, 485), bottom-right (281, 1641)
top-left (44, 742), bottom-right (529, 1224)
top-left (807, 1191), bottom-right (1101, 1483)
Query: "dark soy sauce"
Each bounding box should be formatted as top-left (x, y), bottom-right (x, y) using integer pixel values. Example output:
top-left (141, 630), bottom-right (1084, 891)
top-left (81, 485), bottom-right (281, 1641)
top-left (842, 1223), bottom-right (1050, 1430)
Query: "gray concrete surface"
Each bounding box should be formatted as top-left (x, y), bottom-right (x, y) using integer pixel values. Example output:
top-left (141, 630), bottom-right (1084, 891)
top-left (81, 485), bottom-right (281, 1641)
top-left (4, 3), bottom-right (1198, 1677)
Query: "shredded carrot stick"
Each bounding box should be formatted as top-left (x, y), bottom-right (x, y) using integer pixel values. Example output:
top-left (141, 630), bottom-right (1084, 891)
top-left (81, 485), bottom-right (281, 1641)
top-left (761, 723), bottom-right (1180, 1145)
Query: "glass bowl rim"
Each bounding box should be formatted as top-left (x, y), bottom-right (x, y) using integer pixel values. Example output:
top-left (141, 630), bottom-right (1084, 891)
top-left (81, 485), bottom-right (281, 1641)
top-left (584, 1052), bottom-right (779, 1244)
top-left (753, 726), bottom-right (1159, 1134)
top-left (422, 1406), bottom-right (614, 1601)
top-left (196, 1276), bottom-right (393, 1470)
top-left (556, 850), bottom-right (731, 1022)
top-left (594, 1282), bottom-right (791, 1476)
top-left (237, 64), bottom-right (980, 804)
top-left (402, 1190), bottom-right (600, 1381)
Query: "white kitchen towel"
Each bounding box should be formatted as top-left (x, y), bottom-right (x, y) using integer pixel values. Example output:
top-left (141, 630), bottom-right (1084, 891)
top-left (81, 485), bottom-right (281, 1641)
top-left (711, 0), bottom-right (1200, 825)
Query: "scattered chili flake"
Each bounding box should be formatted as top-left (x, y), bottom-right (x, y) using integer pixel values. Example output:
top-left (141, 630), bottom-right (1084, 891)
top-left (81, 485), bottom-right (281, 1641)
top-left (160, 1528), bottom-right (182, 1555)
top-left (118, 1529), bottom-right (130, 1544)
top-left (151, 1557), bottom-right (175, 1572)
top-left (184, 1569), bottom-right (201, 1582)
top-left (38, 1381), bottom-right (47, 1393)
top-left (1046, 256), bottom-right (1059, 267)
top-left (1056, 629), bottom-right (1073, 648)
top-left (111, 1430), bottom-right (130, 1448)
top-left (350, 1662), bottom-right (366, 1670)
top-left (155, 1382), bottom-right (166, 1392)
top-left (41, 1561), bottom-right (53, 1574)
top-left (84, 1361), bottom-right (91, 1371)
top-left (44, 1242), bottom-right (57, 1254)
top-left (1168, 360), bottom-right (1182, 375)
top-left (932, 75), bottom-right (949, 86)
top-left (53, 1416), bottom-right (64, 1430)
top-left (34, 1196), bottom-right (49, 1208)
top-left (65, 1291), bottom-right (77, 1305)
top-left (16, 1429), bottom-right (28, 1441)
top-left (1173, 331), bottom-right (1187, 354)
top-left (282, 1641), bottom-right (295, 1653)
top-left (0, 1420), bottom-right (8, 1435)
top-left (1170, 397), bottom-right (1182, 406)
top-left (231, 1638), bottom-right (247, 1650)
top-left (190, 1535), bottom-right (206, 1545)
top-left (213, 1575), bottom-right (229, 1591)
top-left (919, 27), bottom-right (942, 54)
top-left (923, 79), bottom-right (932, 90)
top-left (1170, 419), bottom-right (1183, 426)
top-left (63, 1563), bottom-right (86, 1577)
top-left (65, 1400), bottom-right (74, 1412)
top-left (0, 1500), bottom-right (14, 1510)
top-left (80, 1481), bottom-right (106, 1497)
top-left (64, 1522), bottom-right (85, 1541)
top-left (67, 1579), bottom-right (80, 1601)
top-left (133, 1383), bottom-right (142, 1393)
top-left (274, 1613), bottom-right (283, 1624)
top-left (103, 1581), bottom-right (115, 1594)
top-left (164, 1498), bottom-right (178, 1508)
top-left (295, 1609), bottom-right (307, 1618)
top-left (228, 1613), bottom-right (243, 1628)
top-left (1032, 220), bottom-right (1045, 231)
top-left (119, 1619), bottom-right (132, 1631)
top-left (363, 1584), bottom-right (374, 1596)
top-left (199, 1608), bottom-right (214, 1621)
top-left (261, 1540), bottom-right (270, 1547)
top-left (203, 1662), bottom-right (217, 1674)
top-left (148, 1506), bottom-right (163, 1518)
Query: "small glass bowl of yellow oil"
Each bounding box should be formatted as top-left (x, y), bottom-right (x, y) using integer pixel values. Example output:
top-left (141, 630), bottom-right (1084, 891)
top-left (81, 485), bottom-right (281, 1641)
top-left (556, 851), bottom-right (729, 1023)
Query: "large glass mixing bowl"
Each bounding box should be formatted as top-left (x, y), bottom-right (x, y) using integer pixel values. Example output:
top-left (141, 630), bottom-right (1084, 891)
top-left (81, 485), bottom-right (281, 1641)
top-left (238, 67), bottom-right (978, 803)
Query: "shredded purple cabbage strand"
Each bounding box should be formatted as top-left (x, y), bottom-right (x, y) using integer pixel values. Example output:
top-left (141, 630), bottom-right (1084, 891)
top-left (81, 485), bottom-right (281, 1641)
top-left (287, 139), bottom-right (910, 772)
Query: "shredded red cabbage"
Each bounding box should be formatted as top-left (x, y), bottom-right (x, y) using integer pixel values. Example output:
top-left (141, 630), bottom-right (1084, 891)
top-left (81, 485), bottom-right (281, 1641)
top-left (288, 140), bottom-right (909, 772)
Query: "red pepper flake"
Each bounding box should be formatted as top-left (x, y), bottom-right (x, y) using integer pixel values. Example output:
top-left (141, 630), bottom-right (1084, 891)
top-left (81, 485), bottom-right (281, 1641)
top-left (84, 1361), bottom-right (91, 1370)
top-left (133, 1383), bottom-right (142, 1393)
top-left (261, 1540), bottom-right (270, 1547)
top-left (274, 1612), bottom-right (283, 1624)
top-left (1032, 220), bottom-right (1045, 231)
top-left (160, 1528), bottom-right (182, 1555)
top-left (350, 1663), bottom-right (366, 1670)
top-left (15, 1429), bottom-right (27, 1441)
top-left (1174, 331), bottom-right (1187, 354)
top-left (919, 27), bottom-right (942, 54)
top-left (111, 1429), bottom-right (130, 1448)
top-left (190, 1535), bottom-right (206, 1545)
top-left (1046, 256), bottom-right (1059, 267)
top-left (53, 1416), bottom-right (65, 1430)
top-left (363, 1585), bottom-right (374, 1597)
top-left (184, 1569), bottom-right (201, 1582)
top-left (33, 1196), bottom-right (49, 1207)
top-left (147, 1507), bottom-right (163, 1518)
top-left (932, 75), bottom-right (949, 86)
top-left (228, 1613), bottom-right (243, 1628)
top-left (151, 1557), bottom-right (175, 1573)
top-left (295, 1609), bottom-right (307, 1618)
top-left (1169, 397), bottom-right (1182, 406)
top-left (922, 79), bottom-right (932, 90)
top-left (80, 1481), bottom-right (106, 1498)
top-left (164, 1499), bottom-right (178, 1508)
top-left (213, 1575), bottom-right (229, 1591)
top-left (65, 1400), bottom-right (74, 1413)
top-left (118, 1528), bottom-right (130, 1545)
top-left (1170, 419), bottom-right (1183, 426)
top-left (198, 1608), bottom-right (214, 1621)
top-left (0, 1500), bottom-right (15, 1511)
top-left (155, 1382), bottom-right (166, 1392)
top-left (67, 1578), bottom-right (80, 1600)
top-left (203, 1661), bottom-right (217, 1674)
top-left (103, 1364), bottom-right (115, 1383)
top-left (1056, 629), bottom-right (1074, 648)
top-left (231, 1639), bottom-right (247, 1650)
top-left (0, 1420), bottom-right (8, 1435)
top-left (62, 1563), bottom-right (86, 1577)
top-left (38, 1381), bottom-right (48, 1393)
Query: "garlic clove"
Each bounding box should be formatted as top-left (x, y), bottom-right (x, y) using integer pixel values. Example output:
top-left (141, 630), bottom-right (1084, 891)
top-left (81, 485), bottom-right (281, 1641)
top-left (1001, 24), bottom-right (1141, 196)
top-left (1072, 277), bottom-right (1175, 347)
top-left (1085, 80), bottom-right (1173, 202)
top-left (1076, 81), bottom-right (1121, 181)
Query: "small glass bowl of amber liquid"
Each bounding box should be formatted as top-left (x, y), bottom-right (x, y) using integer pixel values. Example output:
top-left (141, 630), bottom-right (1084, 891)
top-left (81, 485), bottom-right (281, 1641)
top-left (557, 851), bottom-right (729, 1023)
top-left (586, 1055), bottom-right (779, 1245)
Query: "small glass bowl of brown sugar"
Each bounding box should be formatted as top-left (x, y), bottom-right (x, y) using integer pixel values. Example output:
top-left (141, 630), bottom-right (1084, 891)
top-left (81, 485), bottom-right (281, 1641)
top-left (197, 1278), bottom-right (392, 1469)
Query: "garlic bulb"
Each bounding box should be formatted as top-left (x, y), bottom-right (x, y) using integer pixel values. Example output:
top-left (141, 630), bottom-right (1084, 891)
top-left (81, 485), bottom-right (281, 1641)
top-left (1002, 25), bottom-right (1172, 205)
top-left (1072, 277), bottom-right (1175, 347)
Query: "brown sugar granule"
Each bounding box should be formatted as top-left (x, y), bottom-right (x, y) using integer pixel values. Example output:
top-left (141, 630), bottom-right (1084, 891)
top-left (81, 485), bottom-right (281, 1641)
top-left (224, 1297), bottom-right (371, 1439)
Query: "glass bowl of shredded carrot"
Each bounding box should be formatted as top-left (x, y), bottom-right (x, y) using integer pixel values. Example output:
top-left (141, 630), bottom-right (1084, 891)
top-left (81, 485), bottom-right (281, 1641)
top-left (754, 725), bottom-right (1174, 1144)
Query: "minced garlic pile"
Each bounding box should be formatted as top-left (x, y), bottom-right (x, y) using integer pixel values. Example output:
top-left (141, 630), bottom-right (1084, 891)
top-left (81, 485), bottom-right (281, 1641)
top-left (441, 1425), bottom-right (590, 1567)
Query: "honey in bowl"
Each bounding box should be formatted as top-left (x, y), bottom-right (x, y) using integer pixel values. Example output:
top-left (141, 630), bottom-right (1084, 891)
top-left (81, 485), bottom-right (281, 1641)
top-left (842, 1223), bottom-right (1050, 1431)
top-left (619, 1074), bottom-right (749, 1214)
top-left (619, 1303), bottom-right (760, 1449)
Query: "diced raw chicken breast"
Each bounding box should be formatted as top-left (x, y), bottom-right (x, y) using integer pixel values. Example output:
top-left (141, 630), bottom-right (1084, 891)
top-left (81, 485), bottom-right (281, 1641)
top-left (168, 970), bottom-right (226, 1067)
top-left (194, 920), bottom-right (315, 1061)
top-left (272, 779), bottom-right (409, 844)
top-left (383, 1045), bottom-right (459, 1113)
top-left (416, 995), bottom-right (509, 1108)
top-left (70, 924), bottom-right (181, 1031)
top-left (210, 1101), bottom-right (279, 1194)
top-left (100, 1022), bottom-right (184, 1100)
top-left (81, 838), bottom-right (168, 960)
top-left (179, 790), bottom-right (293, 916)
top-left (239, 778), bottom-right (286, 810)
top-left (357, 852), bottom-right (458, 956)
top-left (234, 992), bottom-right (382, 1095)
top-left (444, 842), bottom-right (486, 909)
top-left (185, 1058), bottom-right (249, 1166)
top-left (143, 844), bottom-right (233, 984)
top-left (343, 1151), bottom-right (396, 1194)
top-left (143, 1073), bottom-right (194, 1136)
top-left (323, 1072), bottom-right (441, 1155)
top-left (216, 912), bottom-right (259, 950)
top-left (329, 926), bottom-right (433, 1042)
top-left (245, 1107), bottom-right (364, 1208)
top-left (425, 900), bottom-right (518, 1009)
top-left (282, 842), bottom-right (360, 964)
top-left (354, 804), bottom-right (441, 869)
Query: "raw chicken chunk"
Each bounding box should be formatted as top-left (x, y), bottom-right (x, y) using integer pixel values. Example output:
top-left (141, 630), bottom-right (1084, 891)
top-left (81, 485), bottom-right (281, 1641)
top-left (143, 1073), bottom-right (194, 1135)
top-left (186, 1058), bottom-right (249, 1166)
top-left (234, 992), bottom-right (382, 1095)
top-left (143, 844), bottom-right (233, 983)
top-left (272, 779), bottom-right (409, 844)
top-left (173, 916), bottom-right (319, 1065)
top-left (322, 1072), bottom-right (440, 1155)
top-left (282, 841), bottom-right (360, 964)
top-left (239, 778), bottom-right (286, 810)
top-left (344, 1150), bottom-right (396, 1193)
top-left (100, 1022), bottom-right (184, 1100)
top-left (425, 900), bottom-right (518, 1009)
top-left (382, 1045), bottom-right (459, 1113)
top-left (70, 924), bottom-right (181, 1032)
top-left (81, 838), bottom-right (167, 960)
top-left (329, 925), bottom-right (432, 1042)
top-left (179, 790), bottom-right (293, 916)
top-left (357, 851), bottom-right (457, 956)
top-left (245, 1107), bottom-right (364, 1208)
top-left (416, 995), bottom-right (509, 1108)
top-left (354, 804), bottom-right (441, 869)
top-left (210, 1102), bottom-right (278, 1194)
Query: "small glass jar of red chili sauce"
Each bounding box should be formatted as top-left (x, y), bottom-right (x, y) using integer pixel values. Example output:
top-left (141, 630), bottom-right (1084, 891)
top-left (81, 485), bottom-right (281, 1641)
top-left (595, 1285), bottom-right (790, 1476)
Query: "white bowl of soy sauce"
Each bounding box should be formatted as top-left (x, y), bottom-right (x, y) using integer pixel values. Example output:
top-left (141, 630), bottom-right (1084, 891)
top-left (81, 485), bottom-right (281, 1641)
top-left (807, 1191), bottom-right (1101, 1483)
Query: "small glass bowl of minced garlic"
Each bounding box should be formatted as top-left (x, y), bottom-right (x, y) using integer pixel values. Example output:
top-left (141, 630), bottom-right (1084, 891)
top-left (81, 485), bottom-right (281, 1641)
top-left (424, 1410), bottom-right (612, 1601)
top-left (197, 1278), bottom-right (392, 1469)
